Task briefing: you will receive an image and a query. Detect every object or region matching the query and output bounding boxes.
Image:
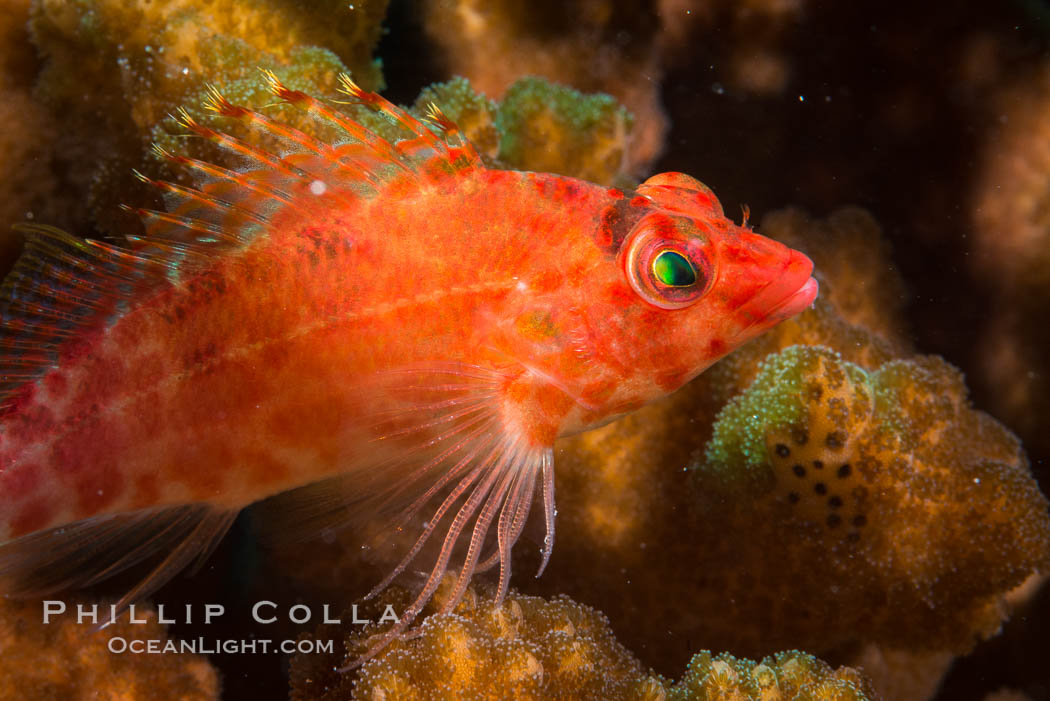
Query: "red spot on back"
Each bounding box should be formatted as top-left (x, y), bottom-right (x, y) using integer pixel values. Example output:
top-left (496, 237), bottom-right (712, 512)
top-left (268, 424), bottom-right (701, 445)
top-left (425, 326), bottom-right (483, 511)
top-left (707, 338), bottom-right (727, 357)
top-left (630, 196), bottom-right (649, 208)
top-left (607, 188), bottom-right (625, 199)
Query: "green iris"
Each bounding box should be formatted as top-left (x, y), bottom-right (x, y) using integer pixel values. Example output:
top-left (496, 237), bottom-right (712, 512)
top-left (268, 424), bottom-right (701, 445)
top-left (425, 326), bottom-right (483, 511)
top-left (652, 250), bottom-right (697, 287)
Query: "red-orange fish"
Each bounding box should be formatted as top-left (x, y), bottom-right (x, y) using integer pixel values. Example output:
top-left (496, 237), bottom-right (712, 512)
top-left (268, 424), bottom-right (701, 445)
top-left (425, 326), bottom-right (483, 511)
top-left (0, 74), bottom-right (816, 660)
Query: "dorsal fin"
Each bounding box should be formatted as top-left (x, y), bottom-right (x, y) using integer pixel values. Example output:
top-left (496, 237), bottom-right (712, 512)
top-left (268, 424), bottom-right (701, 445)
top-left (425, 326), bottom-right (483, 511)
top-left (128, 74), bottom-right (485, 254)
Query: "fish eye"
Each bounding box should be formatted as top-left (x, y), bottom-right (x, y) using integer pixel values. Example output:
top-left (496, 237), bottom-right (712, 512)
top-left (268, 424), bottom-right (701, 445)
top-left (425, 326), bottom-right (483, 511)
top-left (652, 250), bottom-right (697, 287)
top-left (622, 214), bottom-right (713, 310)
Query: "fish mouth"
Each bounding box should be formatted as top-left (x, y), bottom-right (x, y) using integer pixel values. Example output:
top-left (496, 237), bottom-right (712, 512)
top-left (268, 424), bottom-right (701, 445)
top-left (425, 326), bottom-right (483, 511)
top-left (768, 274), bottom-right (819, 320)
top-left (737, 249), bottom-right (818, 334)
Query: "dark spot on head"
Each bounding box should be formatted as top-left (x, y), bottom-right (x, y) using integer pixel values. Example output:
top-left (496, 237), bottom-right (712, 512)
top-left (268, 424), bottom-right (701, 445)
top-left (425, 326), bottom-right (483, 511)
top-left (828, 496), bottom-right (843, 508)
top-left (792, 428), bottom-right (808, 445)
top-left (558, 179), bottom-right (582, 200)
top-left (812, 460), bottom-right (824, 470)
top-left (595, 194), bottom-right (647, 256)
top-left (775, 443), bottom-right (790, 458)
top-left (852, 515), bottom-right (867, 527)
top-left (826, 513), bottom-right (842, 528)
top-left (792, 464), bottom-right (806, 478)
top-left (787, 492), bottom-right (800, 504)
top-left (825, 431), bottom-right (846, 449)
top-left (814, 482), bottom-right (827, 495)
top-left (837, 463), bottom-right (852, 478)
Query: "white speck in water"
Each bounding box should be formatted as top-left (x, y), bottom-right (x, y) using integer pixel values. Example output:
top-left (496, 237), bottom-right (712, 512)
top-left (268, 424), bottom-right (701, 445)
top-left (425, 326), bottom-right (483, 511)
top-left (711, 83), bottom-right (725, 95)
top-left (97, 490), bottom-right (103, 496)
top-left (974, 477), bottom-right (981, 484)
top-left (309, 180), bottom-right (327, 196)
top-left (799, 95), bottom-right (805, 102)
top-left (516, 281), bottom-right (527, 292)
top-left (181, 67), bottom-right (190, 76)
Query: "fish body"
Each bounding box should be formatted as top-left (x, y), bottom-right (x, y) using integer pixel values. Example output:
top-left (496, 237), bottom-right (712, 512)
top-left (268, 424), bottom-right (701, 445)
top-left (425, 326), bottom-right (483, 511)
top-left (0, 77), bottom-right (816, 655)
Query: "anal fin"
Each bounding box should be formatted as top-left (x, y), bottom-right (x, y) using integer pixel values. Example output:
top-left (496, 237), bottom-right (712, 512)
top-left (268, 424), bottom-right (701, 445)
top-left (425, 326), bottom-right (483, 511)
top-left (0, 504), bottom-right (237, 614)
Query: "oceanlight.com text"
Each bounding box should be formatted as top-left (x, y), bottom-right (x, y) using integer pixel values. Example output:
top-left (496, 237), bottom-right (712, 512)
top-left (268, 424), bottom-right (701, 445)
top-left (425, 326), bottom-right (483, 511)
top-left (107, 636), bottom-right (334, 655)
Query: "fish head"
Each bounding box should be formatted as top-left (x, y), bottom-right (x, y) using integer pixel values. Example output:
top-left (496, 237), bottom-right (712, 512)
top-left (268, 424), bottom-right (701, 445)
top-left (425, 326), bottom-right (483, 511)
top-left (553, 172), bottom-right (818, 429)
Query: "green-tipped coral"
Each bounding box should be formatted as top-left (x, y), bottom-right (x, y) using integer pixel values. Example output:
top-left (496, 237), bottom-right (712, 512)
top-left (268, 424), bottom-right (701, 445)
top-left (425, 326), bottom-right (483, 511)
top-left (289, 581), bottom-right (873, 700)
top-left (495, 77), bottom-right (634, 185)
top-left (668, 650), bottom-right (874, 701)
top-left (705, 345), bottom-right (877, 492)
top-left (412, 75), bottom-right (636, 186)
top-left (697, 343), bottom-right (1050, 640)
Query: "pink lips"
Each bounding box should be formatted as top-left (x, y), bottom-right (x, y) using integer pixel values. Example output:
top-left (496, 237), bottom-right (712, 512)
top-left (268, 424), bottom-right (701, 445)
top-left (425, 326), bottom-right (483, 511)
top-left (769, 275), bottom-right (819, 320)
top-left (735, 248), bottom-right (819, 335)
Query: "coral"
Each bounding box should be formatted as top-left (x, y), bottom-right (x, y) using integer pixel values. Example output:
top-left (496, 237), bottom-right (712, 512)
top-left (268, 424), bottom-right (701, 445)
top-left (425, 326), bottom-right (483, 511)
top-left (0, 596), bottom-right (219, 700)
top-left (972, 61), bottom-right (1050, 293)
top-left (411, 76), bottom-right (635, 186)
top-left (420, 0), bottom-right (667, 174)
top-left (28, 0), bottom-right (388, 234)
top-left (289, 581), bottom-right (662, 701)
top-left (982, 691), bottom-right (1034, 701)
top-left (494, 77), bottom-right (634, 185)
top-left (850, 646), bottom-right (955, 701)
top-left (970, 60), bottom-right (1050, 465)
top-left (667, 649), bottom-right (874, 701)
top-left (288, 580), bottom-right (873, 700)
top-left (705, 344), bottom-right (1050, 603)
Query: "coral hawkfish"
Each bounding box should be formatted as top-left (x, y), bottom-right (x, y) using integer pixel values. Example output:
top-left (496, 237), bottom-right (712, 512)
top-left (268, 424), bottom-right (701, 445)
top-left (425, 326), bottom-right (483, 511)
top-left (0, 74), bottom-right (816, 662)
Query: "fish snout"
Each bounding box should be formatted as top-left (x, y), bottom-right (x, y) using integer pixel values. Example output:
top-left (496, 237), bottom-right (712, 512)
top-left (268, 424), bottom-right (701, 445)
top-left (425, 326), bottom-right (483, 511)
top-left (736, 246), bottom-right (818, 330)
